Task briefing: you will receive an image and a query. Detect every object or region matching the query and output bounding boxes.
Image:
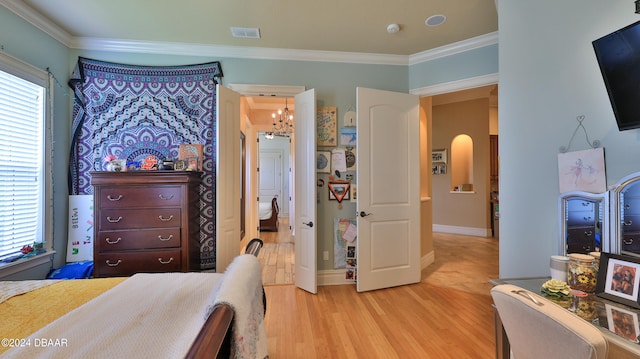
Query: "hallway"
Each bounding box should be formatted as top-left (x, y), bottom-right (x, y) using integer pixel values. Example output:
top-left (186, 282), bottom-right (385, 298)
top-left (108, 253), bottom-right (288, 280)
top-left (257, 218), bottom-right (294, 285)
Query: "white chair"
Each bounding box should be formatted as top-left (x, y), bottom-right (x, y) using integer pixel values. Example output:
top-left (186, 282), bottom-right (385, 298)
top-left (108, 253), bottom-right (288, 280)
top-left (491, 284), bottom-right (607, 359)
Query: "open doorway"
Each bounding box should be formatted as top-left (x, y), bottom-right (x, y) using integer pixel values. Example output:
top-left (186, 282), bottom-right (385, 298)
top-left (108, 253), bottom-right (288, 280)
top-left (258, 132), bottom-right (295, 285)
top-left (232, 86), bottom-right (303, 286)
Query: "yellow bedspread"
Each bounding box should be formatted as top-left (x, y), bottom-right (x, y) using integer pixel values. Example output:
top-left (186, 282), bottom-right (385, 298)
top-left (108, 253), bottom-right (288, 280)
top-left (0, 277), bottom-right (125, 355)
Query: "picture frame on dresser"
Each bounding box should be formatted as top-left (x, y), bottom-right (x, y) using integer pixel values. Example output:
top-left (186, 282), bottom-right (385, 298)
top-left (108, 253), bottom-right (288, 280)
top-left (596, 252), bottom-right (640, 309)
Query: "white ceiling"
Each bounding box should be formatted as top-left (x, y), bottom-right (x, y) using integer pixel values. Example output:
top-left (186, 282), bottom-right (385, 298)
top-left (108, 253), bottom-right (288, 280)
top-left (4, 0), bottom-right (498, 57)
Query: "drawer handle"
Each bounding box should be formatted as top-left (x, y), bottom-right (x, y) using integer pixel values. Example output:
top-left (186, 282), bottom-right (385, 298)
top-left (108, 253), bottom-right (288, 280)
top-left (159, 194), bottom-right (174, 200)
top-left (584, 230), bottom-right (593, 236)
top-left (626, 204), bottom-right (632, 209)
top-left (158, 215), bottom-right (174, 222)
top-left (106, 259), bottom-right (122, 267)
top-left (107, 194), bottom-right (123, 201)
top-left (625, 238), bottom-right (634, 245)
top-left (582, 216), bottom-right (592, 221)
top-left (105, 237), bottom-right (122, 244)
top-left (158, 234), bottom-right (173, 241)
top-left (106, 216), bottom-right (123, 223)
top-left (158, 257), bottom-right (174, 265)
top-left (625, 220), bottom-right (634, 226)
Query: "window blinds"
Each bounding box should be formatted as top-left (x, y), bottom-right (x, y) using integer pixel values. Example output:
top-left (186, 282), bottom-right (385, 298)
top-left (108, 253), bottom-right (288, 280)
top-left (0, 70), bottom-right (45, 259)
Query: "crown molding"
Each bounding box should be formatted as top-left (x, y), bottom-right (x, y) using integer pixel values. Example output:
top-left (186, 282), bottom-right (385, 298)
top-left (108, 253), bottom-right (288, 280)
top-left (72, 37), bottom-right (409, 65)
top-left (227, 84), bottom-right (306, 97)
top-left (0, 0), bottom-right (73, 47)
top-left (2, 2), bottom-right (497, 66)
top-left (408, 32), bottom-right (499, 66)
top-left (410, 73), bottom-right (499, 97)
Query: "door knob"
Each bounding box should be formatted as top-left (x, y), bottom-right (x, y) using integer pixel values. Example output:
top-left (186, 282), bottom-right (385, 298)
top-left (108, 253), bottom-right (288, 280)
top-left (359, 211), bottom-right (372, 217)
top-left (303, 221), bottom-right (314, 228)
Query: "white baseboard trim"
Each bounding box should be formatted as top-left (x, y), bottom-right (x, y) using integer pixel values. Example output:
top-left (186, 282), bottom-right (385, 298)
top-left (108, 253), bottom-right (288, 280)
top-left (318, 269), bottom-right (355, 286)
top-left (433, 224), bottom-right (491, 237)
top-left (318, 251), bottom-right (436, 286)
top-left (421, 251), bottom-right (435, 269)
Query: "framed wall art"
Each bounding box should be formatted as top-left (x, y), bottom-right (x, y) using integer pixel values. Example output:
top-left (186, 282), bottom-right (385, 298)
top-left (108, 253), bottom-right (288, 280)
top-left (317, 106), bottom-right (337, 146)
top-left (316, 151), bottom-right (331, 173)
top-left (432, 149), bottom-right (447, 163)
top-left (328, 181), bottom-right (350, 202)
top-left (596, 252), bottom-right (640, 309)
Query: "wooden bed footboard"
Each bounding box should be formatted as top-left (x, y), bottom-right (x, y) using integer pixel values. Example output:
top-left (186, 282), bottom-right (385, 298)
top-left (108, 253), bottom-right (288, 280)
top-left (260, 197), bottom-right (279, 232)
top-left (186, 238), bottom-right (265, 358)
top-left (184, 303), bottom-right (234, 359)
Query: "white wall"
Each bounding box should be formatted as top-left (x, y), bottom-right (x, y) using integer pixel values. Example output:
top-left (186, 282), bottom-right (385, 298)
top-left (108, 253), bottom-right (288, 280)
top-left (498, 0), bottom-right (640, 277)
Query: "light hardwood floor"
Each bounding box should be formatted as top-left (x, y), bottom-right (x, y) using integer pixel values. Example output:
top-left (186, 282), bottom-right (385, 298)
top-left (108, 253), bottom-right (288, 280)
top-left (262, 231), bottom-right (500, 358)
top-left (255, 218), bottom-right (295, 285)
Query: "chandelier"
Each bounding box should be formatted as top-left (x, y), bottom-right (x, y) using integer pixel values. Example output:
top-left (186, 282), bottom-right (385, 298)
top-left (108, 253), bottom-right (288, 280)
top-left (266, 98), bottom-right (294, 139)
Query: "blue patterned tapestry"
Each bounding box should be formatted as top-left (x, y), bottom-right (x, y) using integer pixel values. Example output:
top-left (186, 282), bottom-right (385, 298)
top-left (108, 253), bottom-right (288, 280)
top-left (68, 57), bottom-right (223, 269)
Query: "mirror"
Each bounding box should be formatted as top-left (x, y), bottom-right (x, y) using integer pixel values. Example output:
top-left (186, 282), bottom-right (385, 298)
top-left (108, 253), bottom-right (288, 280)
top-left (559, 190), bottom-right (609, 255)
top-left (612, 171), bottom-right (640, 257)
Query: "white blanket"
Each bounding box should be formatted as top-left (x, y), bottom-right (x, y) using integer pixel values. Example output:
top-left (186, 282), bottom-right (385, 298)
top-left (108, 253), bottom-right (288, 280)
top-left (259, 202), bottom-right (272, 220)
top-left (211, 254), bottom-right (268, 359)
top-left (2, 272), bottom-right (224, 359)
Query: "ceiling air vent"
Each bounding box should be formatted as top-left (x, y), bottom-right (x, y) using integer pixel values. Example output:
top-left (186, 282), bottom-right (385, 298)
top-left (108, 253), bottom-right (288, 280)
top-left (230, 27), bottom-right (261, 39)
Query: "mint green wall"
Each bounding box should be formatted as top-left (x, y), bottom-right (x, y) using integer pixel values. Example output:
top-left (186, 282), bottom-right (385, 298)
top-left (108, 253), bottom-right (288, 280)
top-left (0, 7), bottom-right (71, 280)
top-left (409, 44), bottom-right (498, 89)
top-left (498, 0), bottom-right (640, 278)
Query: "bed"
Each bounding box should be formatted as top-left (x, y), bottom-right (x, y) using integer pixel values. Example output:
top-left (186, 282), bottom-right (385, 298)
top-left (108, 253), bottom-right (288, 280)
top-left (259, 197), bottom-right (279, 232)
top-left (0, 246), bottom-right (267, 359)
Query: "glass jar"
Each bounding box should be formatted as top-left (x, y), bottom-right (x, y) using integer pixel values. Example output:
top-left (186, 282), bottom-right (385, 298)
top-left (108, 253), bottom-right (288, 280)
top-left (568, 253), bottom-right (598, 293)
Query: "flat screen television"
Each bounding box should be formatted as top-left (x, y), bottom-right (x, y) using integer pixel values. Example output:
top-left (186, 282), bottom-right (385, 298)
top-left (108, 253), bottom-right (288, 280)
top-left (593, 20), bottom-right (640, 131)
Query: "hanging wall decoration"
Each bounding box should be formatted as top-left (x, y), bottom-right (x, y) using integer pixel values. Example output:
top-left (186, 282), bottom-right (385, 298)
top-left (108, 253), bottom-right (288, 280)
top-left (328, 181), bottom-right (350, 202)
top-left (316, 151), bottom-right (331, 173)
top-left (317, 106), bottom-right (337, 146)
top-left (557, 147), bottom-right (606, 193)
top-left (68, 57), bottom-right (223, 270)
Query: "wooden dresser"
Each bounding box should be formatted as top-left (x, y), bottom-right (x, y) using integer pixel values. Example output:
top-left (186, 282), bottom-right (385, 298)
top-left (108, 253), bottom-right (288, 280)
top-left (91, 171), bottom-right (202, 277)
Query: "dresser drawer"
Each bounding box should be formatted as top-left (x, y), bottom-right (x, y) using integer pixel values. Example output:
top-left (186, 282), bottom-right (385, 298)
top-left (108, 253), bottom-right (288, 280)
top-left (566, 227), bottom-right (596, 254)
top-left (94, 250), bottom-right (182, 277)
top-left (98, 186), bottom-right (182, 208)
top-left (98, 208), bottom-right (182, 230)
top-left (621, 214), bottom-right (640, 232)
top-left (97, 228), bottom-right (181, 251)
top-left (621, 234), bottom-right (640, 255)
top-left (566, 199), bottom-right (595, 213)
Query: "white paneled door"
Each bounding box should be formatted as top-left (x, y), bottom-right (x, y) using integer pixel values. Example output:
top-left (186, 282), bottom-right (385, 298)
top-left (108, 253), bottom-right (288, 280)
top-left (216, 85), bottom-right (241, 273)
top-left (294, 89), bottom-right (317, 294)
top-left (356, 87), bottom-right (420, 292)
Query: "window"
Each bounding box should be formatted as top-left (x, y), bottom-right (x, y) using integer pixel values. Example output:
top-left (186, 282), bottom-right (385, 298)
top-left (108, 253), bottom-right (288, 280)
top-left (0, 52), bottom-right (52, 265)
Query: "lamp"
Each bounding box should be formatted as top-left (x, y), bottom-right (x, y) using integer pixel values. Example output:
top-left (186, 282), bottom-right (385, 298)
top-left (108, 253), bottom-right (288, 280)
top-left (266, 98), bottom-right (294, 138)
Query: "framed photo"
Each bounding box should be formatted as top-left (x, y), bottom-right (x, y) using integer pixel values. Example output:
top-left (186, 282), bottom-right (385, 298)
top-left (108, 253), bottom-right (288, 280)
top-left (328, 181), bottom-right (350, 202)
top-left (432, 164), bottom-right (447, 175)
top-left (432, 148), bottom-right (447, 164)
top-left (316, 151), bottom-right (331, 173)
top-left (605, 303), bottom-right (640, 343)
top-left (596, 253), bottom-right (640, 309)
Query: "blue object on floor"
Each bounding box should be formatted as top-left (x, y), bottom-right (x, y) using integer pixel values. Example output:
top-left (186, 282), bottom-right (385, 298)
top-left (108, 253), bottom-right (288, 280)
top-left (47, 261), bottom-right (94, 279)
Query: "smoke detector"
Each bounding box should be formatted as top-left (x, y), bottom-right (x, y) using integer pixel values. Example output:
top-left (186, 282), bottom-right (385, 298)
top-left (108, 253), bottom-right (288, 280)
top-left (386, 23), bottom-right (400, 34)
